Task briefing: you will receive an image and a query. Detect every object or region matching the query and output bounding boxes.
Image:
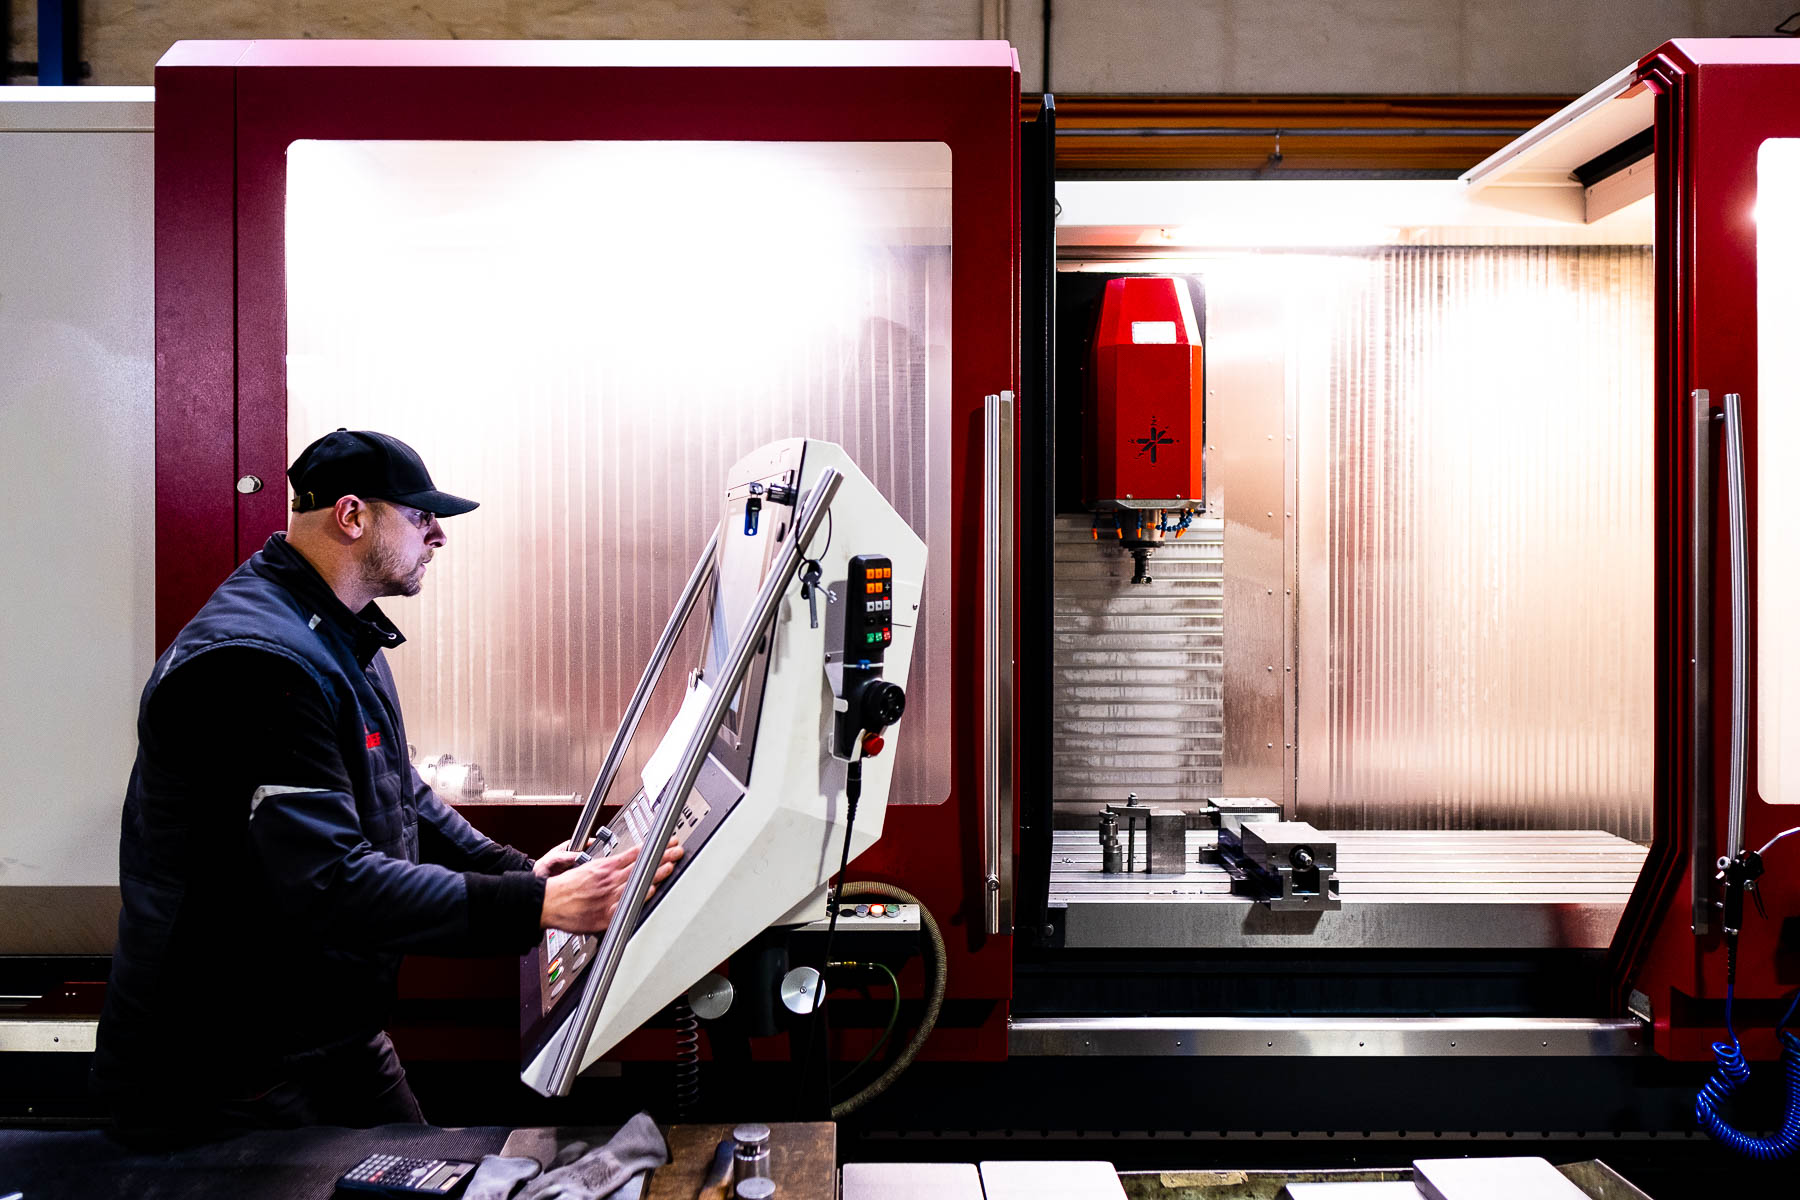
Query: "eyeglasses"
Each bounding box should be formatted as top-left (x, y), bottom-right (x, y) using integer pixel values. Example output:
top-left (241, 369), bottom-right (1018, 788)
top-left (375, 501), bottom-right (438, 530)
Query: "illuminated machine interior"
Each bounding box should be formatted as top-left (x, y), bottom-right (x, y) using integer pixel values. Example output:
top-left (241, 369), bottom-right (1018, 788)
top-left (1036, 167), bottom-right (1659, 959)
top-left (518, 438), bottom-right (924, 1096)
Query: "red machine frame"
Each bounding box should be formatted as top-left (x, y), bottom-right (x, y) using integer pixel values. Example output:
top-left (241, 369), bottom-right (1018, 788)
top-left (152, 40), bottom-right (1021, 1062)
top-left (150, 36), bottom-right (1800, 1074)
top-left (1614, 38), bottom-right (1800, 1062)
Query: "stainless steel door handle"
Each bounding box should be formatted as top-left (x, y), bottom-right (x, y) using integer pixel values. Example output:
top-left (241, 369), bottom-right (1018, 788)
top-left (1722, 393), bottom-right (1749, 866)
top-left (1690, 390), bottom-right (1715, 934)
top-left (984, 391), bottom-right (1016, 936)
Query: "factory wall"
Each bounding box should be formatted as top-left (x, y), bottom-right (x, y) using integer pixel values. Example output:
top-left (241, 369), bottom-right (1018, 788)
top-left (5, 1), bottom-right (1792, 93)
top-left (0, 93), bottom-right (153, 952)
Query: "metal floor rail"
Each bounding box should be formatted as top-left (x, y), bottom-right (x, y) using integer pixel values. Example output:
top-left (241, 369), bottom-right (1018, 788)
top-left (1008, 1014), bottom-right (1647, 1057)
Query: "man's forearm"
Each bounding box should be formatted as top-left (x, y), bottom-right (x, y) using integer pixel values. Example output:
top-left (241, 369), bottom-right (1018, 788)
top-left (416, 785), bottom-right (535, 873)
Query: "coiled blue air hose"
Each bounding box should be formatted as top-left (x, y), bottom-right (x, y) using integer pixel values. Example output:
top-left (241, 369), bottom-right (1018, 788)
top-left (1694, 987), bottom-right (1800, 1160)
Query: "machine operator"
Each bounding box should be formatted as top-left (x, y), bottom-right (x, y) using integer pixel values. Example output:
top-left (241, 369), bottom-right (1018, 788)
top-left (92, 429), bottom-right (681, 1140)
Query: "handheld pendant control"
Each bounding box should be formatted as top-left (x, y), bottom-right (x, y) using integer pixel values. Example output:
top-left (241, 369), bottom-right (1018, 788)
top-left (833, 554), bottom-right (906, 759)
top-left (846, 553), bottom-right (894, 657)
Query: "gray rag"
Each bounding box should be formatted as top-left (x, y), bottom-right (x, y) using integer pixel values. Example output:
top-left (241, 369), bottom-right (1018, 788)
top-left (463, 1154), bottom-right (544, 1200)
top-left (517, 1113), bottom-right (670, 1200)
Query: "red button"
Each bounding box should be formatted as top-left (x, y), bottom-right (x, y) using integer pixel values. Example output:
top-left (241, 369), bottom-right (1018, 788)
top-left (863, 734), bottom-right (886, 758)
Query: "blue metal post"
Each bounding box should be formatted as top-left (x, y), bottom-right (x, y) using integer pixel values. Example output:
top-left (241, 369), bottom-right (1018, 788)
top-left (37, 0), bottom-right (76, 85)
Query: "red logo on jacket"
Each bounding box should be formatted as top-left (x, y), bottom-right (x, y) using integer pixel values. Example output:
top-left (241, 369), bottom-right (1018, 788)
top-left (365, 726), bottom-right (382, 750)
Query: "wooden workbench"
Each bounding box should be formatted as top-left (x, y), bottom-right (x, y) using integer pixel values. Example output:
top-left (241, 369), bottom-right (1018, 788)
top-left (0, 1120), bottom-right (835, 1200)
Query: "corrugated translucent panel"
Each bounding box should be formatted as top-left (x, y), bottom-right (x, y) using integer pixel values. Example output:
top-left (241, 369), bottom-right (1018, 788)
top-left (1307, 246), bottom-right (1654, 837)
top-left (1053, 514), bottom-right (1225, 816)
top-left (287, 140), bottom-right (952, 805)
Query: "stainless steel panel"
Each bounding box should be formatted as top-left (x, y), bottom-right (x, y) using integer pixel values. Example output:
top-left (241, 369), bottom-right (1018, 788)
top-left (1299, 246), bottom-right (1654, 838)
top-left (288, 141), bottom-right (954, 806)
top-left (1008, 1016), bottom-right (1646, 1058)
top-left (1049, 828), bottom-right (1646, 949)
top-left (0, 1019), bottom-right (98, 1054)
top-left (1052, 514), bottom-right (1225, 813)
top-left (1298, 261), bottom-right (1333, 821)
top-left (1210, 273), bottom-right (1293, 811)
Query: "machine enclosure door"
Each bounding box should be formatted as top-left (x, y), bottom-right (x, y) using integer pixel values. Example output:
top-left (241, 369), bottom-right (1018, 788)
top-left (1609, 39), bottom-right (1800, 1061)
top-left (151, 41), bottom-right (1022, 1062)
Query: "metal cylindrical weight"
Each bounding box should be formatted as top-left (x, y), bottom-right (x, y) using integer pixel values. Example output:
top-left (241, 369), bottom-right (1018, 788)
top-left (731, 1123), bottom-right (772, 1190)
top-left (736, 1178), bottom-right (776, 1199)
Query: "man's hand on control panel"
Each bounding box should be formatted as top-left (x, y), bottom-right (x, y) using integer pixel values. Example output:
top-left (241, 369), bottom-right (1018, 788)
top-left (533, 845), bottom-right (590, 879)
top-left (539, 842), bottom-right (683, 933)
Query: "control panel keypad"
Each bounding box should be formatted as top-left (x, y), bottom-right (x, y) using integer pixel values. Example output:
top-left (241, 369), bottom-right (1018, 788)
top-left (847, 556), bottom-right (894, 656)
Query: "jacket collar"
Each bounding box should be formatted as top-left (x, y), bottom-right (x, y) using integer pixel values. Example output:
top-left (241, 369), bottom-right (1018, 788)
top-left (252, 534), bottom-right (407, 667)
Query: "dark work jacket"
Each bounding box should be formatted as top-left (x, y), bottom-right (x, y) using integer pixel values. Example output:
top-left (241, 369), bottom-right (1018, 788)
top-left (93, 535), bottom-right (544, 1106)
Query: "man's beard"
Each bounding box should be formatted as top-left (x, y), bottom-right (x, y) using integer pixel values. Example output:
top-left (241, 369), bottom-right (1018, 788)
top-left (361, 524), bottom-right (429, 599)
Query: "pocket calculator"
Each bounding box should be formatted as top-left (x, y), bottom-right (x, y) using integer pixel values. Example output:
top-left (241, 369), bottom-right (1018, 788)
top-left (337, 1151), bottom-right (477, 1195)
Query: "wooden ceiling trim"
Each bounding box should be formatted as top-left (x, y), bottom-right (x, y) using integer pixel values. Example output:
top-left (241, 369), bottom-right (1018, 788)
top-left (1023, 94), bottom-right (1573, 173)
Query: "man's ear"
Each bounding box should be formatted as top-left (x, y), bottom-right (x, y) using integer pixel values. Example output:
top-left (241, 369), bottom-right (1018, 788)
top-left (334, 494), bottom-right (371, 541)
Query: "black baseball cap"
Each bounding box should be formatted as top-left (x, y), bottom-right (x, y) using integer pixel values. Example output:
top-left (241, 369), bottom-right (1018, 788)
top-left (288, 428), bottom-right (479, 517)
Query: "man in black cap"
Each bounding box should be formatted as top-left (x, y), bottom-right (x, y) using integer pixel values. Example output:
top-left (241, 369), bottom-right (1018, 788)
top-left (95, 429), bottom-right (679, 1140)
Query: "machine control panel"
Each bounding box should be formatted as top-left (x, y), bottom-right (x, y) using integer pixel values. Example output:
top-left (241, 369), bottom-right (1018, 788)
top-left (830, 553), bottom-right (907, 758)
top-left (845, 554), bottom-right (894, 660)
top-left (806, 900), bottom-right (921, 932)
top-left (527, 759), bottom-right (747, 1035)
top-left (794, 901), bottom-right (922, 958)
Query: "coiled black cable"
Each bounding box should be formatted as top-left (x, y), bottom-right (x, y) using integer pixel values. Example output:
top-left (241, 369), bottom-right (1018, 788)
top-left (672, 996), bottom-right (700, 1118)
